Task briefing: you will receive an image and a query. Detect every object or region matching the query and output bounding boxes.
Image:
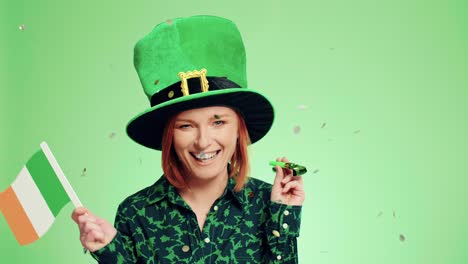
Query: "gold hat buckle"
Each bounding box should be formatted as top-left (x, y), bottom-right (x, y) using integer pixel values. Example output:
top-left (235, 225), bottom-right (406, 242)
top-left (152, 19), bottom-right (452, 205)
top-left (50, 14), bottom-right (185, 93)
top-left (178, 68), bottom-right (209, 96)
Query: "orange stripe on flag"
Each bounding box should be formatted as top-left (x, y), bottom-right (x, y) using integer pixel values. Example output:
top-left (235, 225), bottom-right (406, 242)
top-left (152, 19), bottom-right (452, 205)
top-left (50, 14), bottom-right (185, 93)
top-left (1, 187), bottom-right (39, 245)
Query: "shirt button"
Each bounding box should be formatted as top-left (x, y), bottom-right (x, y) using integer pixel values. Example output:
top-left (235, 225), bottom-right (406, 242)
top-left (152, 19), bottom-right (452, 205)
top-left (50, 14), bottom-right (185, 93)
top-left (277, 255), bottom-right (282, 260)
top-left (284, 210), bottom-right (290, 216)
top-left (204, 237), bottom-right (211, 243)
top-left (182, 245), bottom-right (190, 252)
top-left (213, 205), bottom-right (219, 211)
top-left (283, 223), bottom-right (289, 229)
top-left (272, 230), bottom-right (280, 237)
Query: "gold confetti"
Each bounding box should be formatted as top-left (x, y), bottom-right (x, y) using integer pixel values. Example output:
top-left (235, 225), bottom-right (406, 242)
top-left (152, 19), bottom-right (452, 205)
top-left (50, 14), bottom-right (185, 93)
top-left (399, 234), bottom-right (406, 242)
top-left (166, 19), bottom-right (173, 25)
top-left (19, 24), bottom-right (26, 30)
top-left (109, 132), bottom-right (116, 139)
top-left (81, 168), bottom-right (87, 176)
top-left (393, 210), bottom-right (396, 218)
top-left (313, 169), bottom-right (319, 174)
top-left (214, 114), bottom-right (221, 119)
top-left (353, 130), bottom-right (361, 134)
top-left (377, 211), bottom-right (383, 217)
top-left (321, 122), bottom-right (326, 128)
top-left (293, 125), bottom-right (301, 134)
top-left (154, 79), bottom-right (159, 85)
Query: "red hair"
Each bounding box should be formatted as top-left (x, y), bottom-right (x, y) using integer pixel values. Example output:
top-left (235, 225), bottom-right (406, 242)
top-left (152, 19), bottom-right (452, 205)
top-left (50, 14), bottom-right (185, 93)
top-left (161, 109), bottom-right (251, 192)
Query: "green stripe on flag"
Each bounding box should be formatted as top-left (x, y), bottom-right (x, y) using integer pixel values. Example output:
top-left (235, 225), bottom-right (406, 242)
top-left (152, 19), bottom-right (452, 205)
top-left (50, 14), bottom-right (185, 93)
top-left (26, 150), bottom-right (70, 217)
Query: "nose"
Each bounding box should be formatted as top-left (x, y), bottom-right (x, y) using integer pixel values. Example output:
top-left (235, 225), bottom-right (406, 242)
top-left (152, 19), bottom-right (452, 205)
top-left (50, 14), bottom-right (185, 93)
top-left (194, 126), bottom-right (212, 149)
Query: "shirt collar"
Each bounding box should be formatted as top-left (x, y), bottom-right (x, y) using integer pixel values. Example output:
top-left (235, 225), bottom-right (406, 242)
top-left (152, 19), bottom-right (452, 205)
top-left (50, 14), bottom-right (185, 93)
top-left (142, 175), bottom-right (249, 208)
top-left (143, 176), bottom-right (173, 206)
top-left (225, 176), bottom-right (248, 208)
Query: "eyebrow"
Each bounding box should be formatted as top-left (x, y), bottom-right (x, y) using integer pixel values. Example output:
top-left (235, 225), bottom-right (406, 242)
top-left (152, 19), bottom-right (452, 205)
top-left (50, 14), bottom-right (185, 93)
top-left (211, 113), bottom-right (238, 121)
top-left (174, 113), bottom-right (233, 123)
top-left (174, 118), bottom-right (194, 123)
top-left (212, 113), bottom-right (231, 119)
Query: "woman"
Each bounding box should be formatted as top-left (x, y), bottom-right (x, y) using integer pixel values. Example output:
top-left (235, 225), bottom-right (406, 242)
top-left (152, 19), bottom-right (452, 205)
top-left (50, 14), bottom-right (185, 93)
top-left (72, 15), bottom-right (305, 263)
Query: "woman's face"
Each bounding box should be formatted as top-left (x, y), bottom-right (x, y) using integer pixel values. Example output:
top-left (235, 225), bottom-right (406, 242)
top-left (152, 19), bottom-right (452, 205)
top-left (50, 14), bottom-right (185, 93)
top-left (173, 106), bottom-right (239, 181)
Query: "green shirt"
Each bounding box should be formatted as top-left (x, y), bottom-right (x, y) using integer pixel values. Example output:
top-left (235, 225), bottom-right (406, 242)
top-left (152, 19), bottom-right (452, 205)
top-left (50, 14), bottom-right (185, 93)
top-left (92, 176), bottom-right (302, 263)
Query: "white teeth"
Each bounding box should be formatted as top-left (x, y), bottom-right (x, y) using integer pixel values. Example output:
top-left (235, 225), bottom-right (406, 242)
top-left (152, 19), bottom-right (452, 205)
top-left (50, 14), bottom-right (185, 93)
top-left (194, 151), bottom-right (217, 160)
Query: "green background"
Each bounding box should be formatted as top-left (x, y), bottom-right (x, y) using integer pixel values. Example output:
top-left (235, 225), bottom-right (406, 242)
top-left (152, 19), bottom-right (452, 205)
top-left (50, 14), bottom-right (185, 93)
top-left (1, 0), bottom-right (468, 263)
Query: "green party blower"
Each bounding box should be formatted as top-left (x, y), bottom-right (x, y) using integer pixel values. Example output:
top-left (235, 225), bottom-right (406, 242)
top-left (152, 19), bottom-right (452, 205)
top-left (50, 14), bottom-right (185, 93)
top-left (269, 161), bottom-right (307, 176)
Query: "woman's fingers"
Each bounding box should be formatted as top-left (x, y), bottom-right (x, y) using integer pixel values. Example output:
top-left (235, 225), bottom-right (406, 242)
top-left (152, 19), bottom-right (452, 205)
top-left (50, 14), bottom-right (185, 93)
top-left (280, 174), bottom-right (294, 185)
top-left (271, 156), bottom-right (306, 205)
top-left (82, 228), bottom-right (106, 245)
top-left (82, 220), bottom-right (100, 234)
top-left (71, 207), bottom-right (117, 252)
top-left (71, 207), bottom-right (89, 224)
top-left (281, 177), bottom-right (304, 194)
top-left (273, 157), bottom-right (292, 183)
top-left (273, 165), bottom-right (284, 185)
top-left (78, 214), bottom-right (97, 230)
top-left (74, 208), bottom-right (103, 242)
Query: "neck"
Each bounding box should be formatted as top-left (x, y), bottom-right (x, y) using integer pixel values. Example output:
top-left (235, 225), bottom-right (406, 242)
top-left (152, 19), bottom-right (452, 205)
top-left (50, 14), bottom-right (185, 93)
top-left (179, 174), bottom-right (228, 232)
top-left (181, 173), bottom-right (228, 203)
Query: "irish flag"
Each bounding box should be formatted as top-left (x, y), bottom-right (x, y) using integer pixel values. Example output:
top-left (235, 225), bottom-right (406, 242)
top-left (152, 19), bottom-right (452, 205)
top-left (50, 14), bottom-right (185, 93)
top-left (0, 142), bottom-right (82, 245)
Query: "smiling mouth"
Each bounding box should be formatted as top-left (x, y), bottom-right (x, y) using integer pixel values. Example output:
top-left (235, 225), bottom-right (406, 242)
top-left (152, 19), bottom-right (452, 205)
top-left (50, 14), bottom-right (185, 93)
top-left (191, 150), bottom-right (220, 162)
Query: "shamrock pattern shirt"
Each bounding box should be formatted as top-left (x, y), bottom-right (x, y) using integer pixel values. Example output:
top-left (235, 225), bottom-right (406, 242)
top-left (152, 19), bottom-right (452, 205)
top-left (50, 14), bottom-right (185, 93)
top-left (91, 176), bottom-right (302, 263)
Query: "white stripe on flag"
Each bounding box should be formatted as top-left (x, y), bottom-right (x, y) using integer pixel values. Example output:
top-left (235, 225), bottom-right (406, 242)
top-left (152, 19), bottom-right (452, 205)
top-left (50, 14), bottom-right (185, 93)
top-left (11, 166), bottom-right (55, 237)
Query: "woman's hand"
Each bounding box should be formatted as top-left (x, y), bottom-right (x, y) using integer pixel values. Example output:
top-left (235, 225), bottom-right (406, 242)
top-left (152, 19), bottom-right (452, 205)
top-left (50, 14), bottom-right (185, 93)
top-left (271, 157), bottom-right (305, 206)
top-left (71, 207), bottom-right (117, 252)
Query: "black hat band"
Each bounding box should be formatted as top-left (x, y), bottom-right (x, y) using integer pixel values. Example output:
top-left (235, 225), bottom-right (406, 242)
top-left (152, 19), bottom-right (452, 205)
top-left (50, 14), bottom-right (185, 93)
top-left (150, 77), bottom-right (241, 107)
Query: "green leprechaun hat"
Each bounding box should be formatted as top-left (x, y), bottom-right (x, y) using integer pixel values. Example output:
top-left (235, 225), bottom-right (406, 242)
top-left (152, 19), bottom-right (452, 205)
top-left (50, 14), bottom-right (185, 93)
top-left (126, 15), bottom-right (274, 150)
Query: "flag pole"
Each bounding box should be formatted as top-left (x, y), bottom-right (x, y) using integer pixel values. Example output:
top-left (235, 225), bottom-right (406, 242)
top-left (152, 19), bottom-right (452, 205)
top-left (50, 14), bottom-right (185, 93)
top-left (40, 142), bottom-right (83, 208)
